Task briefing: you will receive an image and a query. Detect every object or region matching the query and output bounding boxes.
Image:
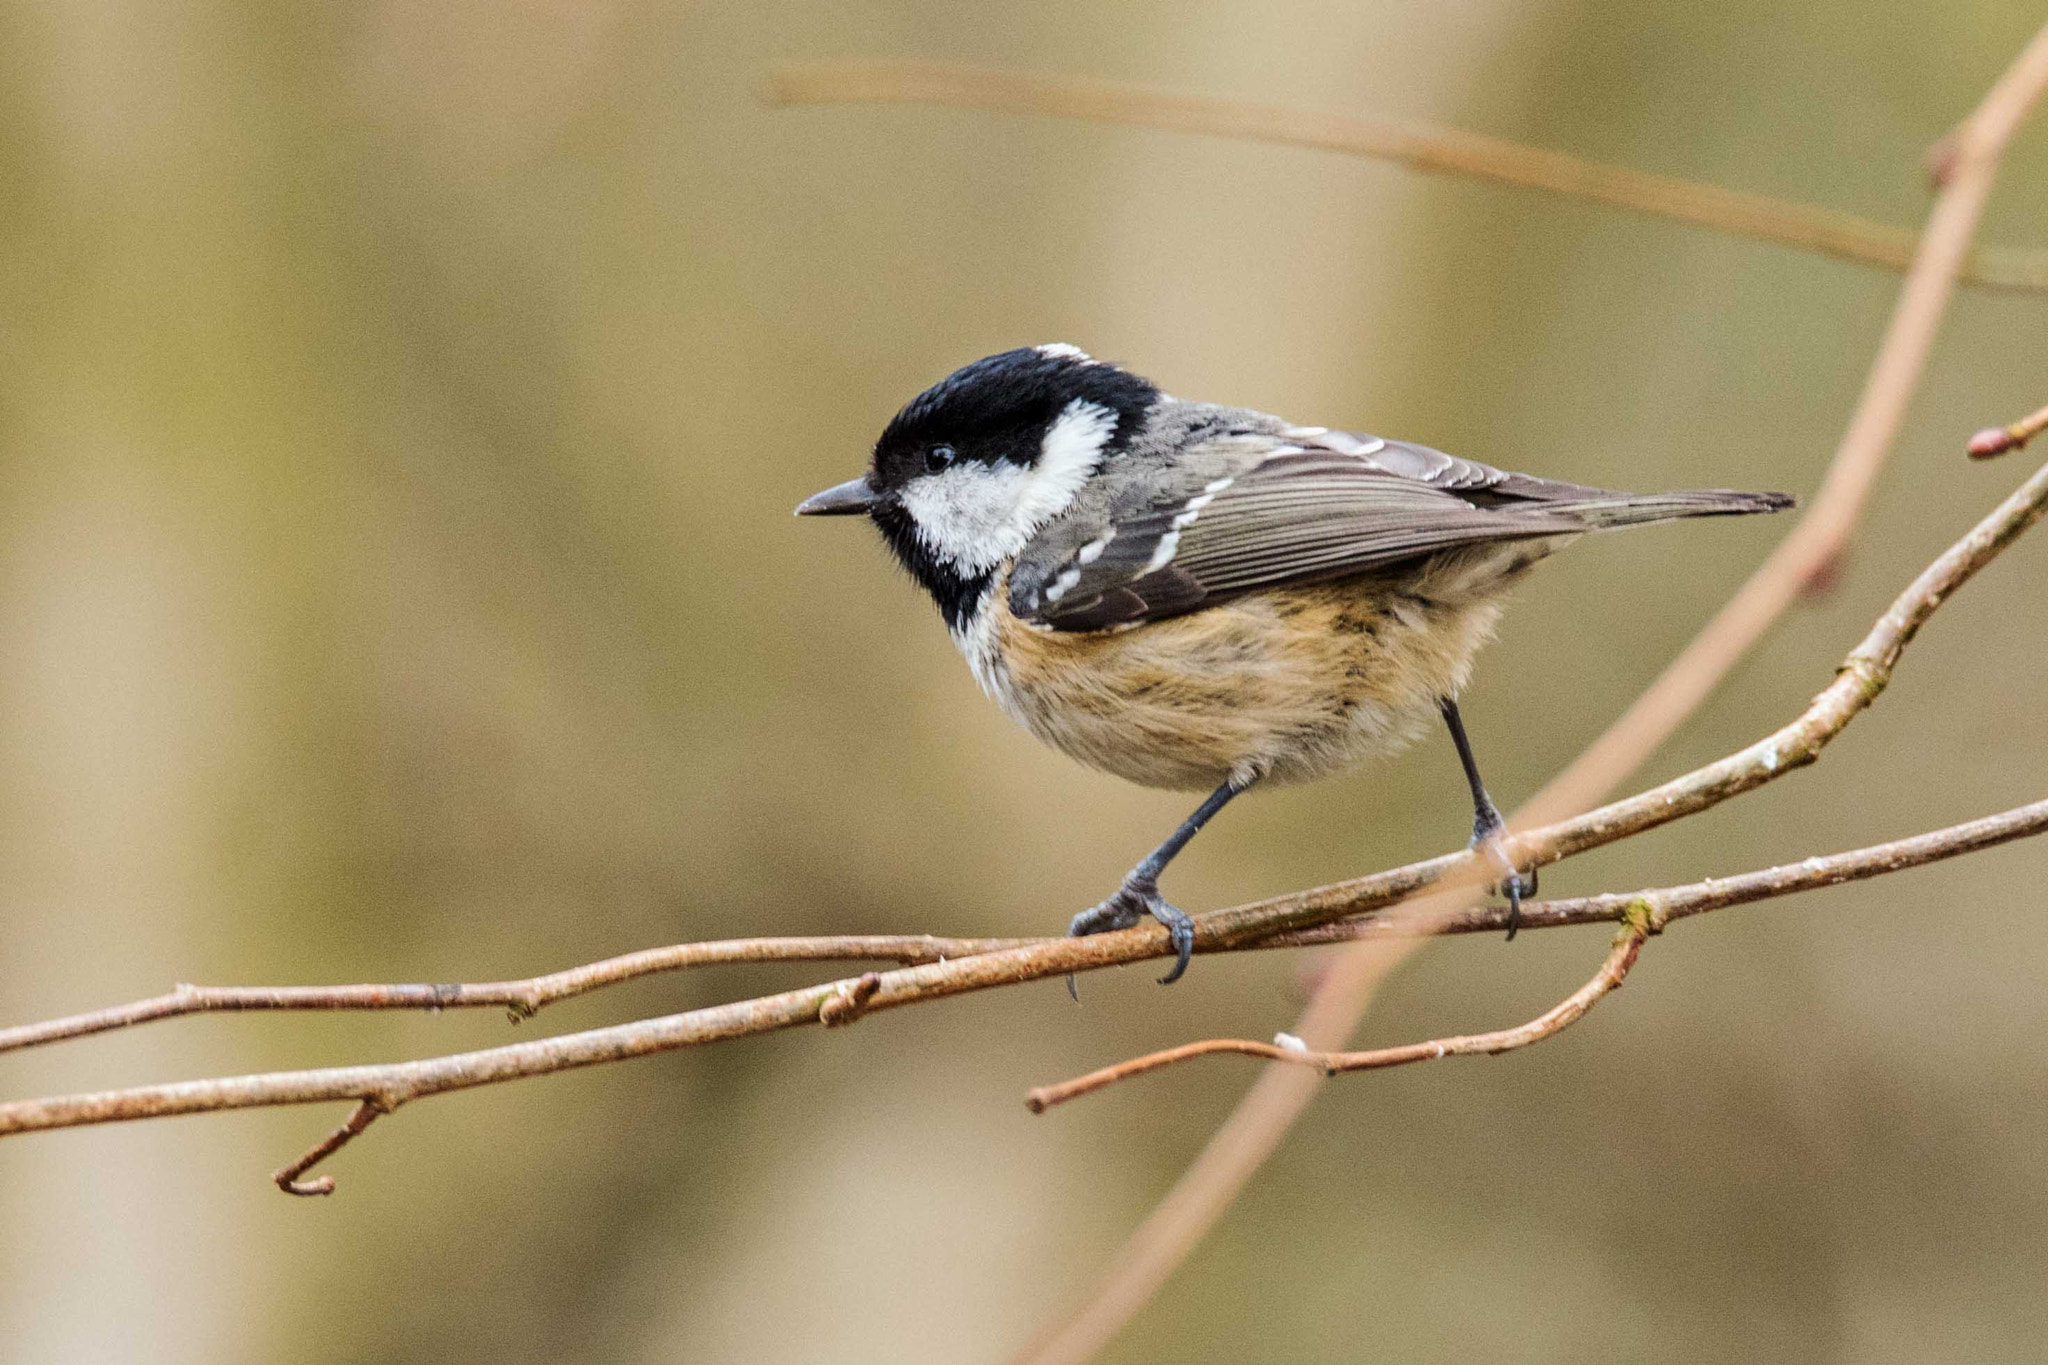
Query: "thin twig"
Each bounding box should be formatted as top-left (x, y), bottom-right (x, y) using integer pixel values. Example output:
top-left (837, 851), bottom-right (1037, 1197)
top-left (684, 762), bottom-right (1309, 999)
top-left (1029, 922), bottom-right (1649, 1113)
top-left (0, 935), bottom-right (1032, 1055)
top-left (1020, 25), bottom-right (2048, 1361)
top-left (271, 1098), bottom-right (388, 1196)
top-left (767, 61), bottom-right (2048, 292)
top-left (1029, 798), bottom-right (2048, 1109)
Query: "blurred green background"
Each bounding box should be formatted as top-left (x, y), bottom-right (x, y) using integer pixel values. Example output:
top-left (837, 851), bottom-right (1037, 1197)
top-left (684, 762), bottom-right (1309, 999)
top-left (3, 3), bottom-right (2047, 1361)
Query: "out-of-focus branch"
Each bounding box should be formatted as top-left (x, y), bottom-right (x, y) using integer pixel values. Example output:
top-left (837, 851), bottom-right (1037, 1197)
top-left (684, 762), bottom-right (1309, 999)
top-left (1028, 798), bottom-right (2048, 1110)
top-left (767, 60), bottom-right (2048, 292)
top-left (1020, 23), bottom-right (2048, 1361)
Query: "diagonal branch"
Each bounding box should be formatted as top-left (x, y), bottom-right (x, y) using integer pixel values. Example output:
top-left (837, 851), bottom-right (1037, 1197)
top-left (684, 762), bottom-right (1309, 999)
top-left (767, 60), bottom-right (2048, 292)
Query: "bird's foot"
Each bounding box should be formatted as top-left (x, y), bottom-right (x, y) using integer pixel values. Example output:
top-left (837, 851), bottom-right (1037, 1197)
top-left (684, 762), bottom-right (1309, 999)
top-left (1066, 874), bottom-right (1196, 997)
top-left (1471, 806), bottom-right (1536, 941)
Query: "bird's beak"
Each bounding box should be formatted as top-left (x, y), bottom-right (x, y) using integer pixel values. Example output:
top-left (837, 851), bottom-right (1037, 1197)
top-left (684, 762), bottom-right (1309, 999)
top-left (795, 475), bottom-right (880, 517)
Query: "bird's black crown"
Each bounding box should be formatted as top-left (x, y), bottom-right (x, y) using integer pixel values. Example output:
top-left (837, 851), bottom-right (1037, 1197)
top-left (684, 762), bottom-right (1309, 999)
top-left (868, 346), bottom-right (1158, 494)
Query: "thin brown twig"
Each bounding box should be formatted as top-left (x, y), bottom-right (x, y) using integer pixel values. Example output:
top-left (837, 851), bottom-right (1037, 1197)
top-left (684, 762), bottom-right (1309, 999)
top-left (1, 453), bottom-right (2042, 1198)
top-left (0, 935), bottom-right (1032, 1055)
top-left (1029, 797), bottom-right (2048, 1109)
top-left (1030, 922), bottom-right (1650, 1113)
top-left (767, 60), bottom-right (2048, 292)
top-left (272, 1098), bottom-right (387, 1196)
top-left (1020, 26), bottom-right (2048, 1362)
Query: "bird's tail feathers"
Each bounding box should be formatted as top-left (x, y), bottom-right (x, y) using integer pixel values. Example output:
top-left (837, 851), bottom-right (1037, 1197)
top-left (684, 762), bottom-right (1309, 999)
top-left (1551, 488), bottom-right (1794, 532)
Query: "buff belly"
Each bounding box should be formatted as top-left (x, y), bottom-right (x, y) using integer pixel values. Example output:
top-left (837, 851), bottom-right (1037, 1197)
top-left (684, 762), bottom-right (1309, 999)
top-left (957, 547), bottom-right (1550, 792)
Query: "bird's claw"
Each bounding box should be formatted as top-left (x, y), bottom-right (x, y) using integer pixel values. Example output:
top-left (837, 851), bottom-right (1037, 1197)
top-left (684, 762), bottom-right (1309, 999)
top-left (1470, 807), bottom-right (1535, 940)
top-left (1065, 876), bottom-right (1196, 997)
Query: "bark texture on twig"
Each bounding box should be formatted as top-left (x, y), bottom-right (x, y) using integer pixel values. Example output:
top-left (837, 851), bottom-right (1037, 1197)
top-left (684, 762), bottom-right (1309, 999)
top-left (0, 935), bottom-right (1032, 1055)
top-left (273, 1099), bottom-right (387, 1197)
top-left (1029, 922), bottom-right (1650, 1113)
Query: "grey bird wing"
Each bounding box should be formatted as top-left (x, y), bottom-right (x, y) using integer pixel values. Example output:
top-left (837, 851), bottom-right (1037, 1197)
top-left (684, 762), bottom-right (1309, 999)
top-left (1009, 428), bottom-right (1598, 633)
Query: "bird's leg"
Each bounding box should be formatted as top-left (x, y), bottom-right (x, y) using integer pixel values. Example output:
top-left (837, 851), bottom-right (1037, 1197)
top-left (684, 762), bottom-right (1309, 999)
top-left (1068, 775), bottom-right (1252, 992)
top-left (1438, 696), bottom-right (1535, 939)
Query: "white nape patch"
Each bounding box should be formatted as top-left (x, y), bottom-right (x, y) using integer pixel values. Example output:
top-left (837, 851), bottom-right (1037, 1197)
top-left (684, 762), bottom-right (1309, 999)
top-left (1138, 529), bottom-right (1180, 575)
top-left (1076, 530), bottom-right (1114, 566)
top-left (1035, 343), bottom-right (1093, 363)
top-left (1044, 566), bottom-right (1083, 603)
top-left (1027, 398), bottom-right (1115, 527)
top-left (899, 397), bottom-right (1115, 575)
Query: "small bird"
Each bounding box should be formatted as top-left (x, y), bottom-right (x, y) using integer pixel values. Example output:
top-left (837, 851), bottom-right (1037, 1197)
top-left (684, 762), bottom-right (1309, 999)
top-left (798, 346), bottom-right (1791, 985)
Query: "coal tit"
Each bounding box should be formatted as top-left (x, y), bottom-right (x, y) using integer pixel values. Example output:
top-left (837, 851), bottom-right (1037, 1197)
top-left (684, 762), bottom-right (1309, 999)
top-left (799, 346), bottom-right (1791, 985)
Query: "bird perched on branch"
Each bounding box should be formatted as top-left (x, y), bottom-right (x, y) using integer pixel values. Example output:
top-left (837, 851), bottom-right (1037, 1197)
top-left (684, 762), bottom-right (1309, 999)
top-left (798, 346), bottom-right (1791, 985)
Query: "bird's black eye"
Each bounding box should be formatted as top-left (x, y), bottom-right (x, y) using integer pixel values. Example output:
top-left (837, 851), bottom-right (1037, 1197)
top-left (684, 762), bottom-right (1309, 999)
top-left (924, 444), bottom-right (956, 474)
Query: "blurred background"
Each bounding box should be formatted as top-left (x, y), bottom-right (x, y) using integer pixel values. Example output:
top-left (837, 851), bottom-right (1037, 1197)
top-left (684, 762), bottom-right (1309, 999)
top-left (3, 2), bottom-right (2047, 1361)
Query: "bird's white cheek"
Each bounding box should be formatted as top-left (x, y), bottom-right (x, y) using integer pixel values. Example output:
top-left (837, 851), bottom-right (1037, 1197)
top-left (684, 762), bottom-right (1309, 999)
top-left (899, 398), bottom-right (1114, 576)
top-left (900, 463), bottom-right (1034, 575)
